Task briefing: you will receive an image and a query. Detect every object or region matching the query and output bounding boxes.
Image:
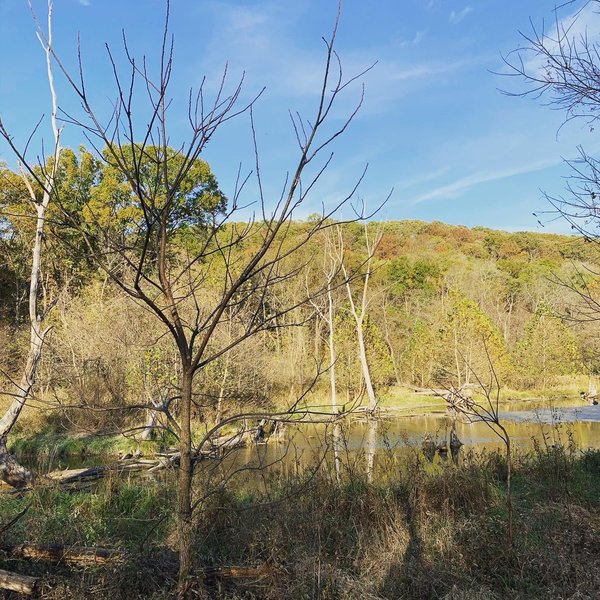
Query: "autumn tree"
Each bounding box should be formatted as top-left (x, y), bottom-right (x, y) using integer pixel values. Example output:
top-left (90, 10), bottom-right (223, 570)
top-left (439, 290), bottom-right (510, 388)
top-left (514, 302), bottom-right (581, 388)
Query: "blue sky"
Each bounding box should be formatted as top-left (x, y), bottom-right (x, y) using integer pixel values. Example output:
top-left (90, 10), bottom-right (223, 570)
top-left (1, 0), bottom-right (599, 232)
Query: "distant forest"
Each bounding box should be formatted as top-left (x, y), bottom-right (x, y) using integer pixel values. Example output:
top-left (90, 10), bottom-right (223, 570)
top-left (2, 152), bottom-right (598, 431)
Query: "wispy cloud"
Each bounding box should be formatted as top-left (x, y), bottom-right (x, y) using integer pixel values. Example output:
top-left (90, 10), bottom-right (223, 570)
top-left (449, 6), bottom-right (472, 25)
top-left (78, 0), bottom-right (91, 6)
top-left (408, 159), bottom-right (558, 204)
top-left (388, 56), bottom-right (480, 82)
top-left (199, 2), bottom-right (479, 114)
top-left (400, 29), bottom-right (427, 47)
top-left (395, 167), bottom-right (449, 191)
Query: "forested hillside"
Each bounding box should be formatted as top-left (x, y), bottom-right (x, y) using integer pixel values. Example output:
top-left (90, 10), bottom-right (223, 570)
top-left (1, 152), bottom-right (598, 434)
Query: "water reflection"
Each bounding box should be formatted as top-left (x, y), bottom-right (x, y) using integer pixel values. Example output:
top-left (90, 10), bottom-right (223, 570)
top-left (203, 400), bottom-right (600, 487)
top-left (19, 400), bottom-right (600, 485)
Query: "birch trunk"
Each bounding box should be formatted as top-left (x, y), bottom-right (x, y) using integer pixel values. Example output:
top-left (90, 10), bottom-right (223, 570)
top-left (0, 204), bottom-right (50, 487)
top-left (0, 0), bottom-right (61, 487)
top-left (354, 319), bottom-right (376, 410)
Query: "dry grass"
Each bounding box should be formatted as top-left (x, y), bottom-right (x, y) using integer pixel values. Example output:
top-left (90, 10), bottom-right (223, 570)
top-left (1, 445), bottom-right (600, 598)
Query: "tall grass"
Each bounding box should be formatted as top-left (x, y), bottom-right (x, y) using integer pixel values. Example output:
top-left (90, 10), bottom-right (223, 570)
top-left (1, 444), bottom-right (600, 598)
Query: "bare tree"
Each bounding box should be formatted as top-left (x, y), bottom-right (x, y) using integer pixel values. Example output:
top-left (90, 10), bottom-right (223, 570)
top-left (503, 1), bottom-right (600, 383)
top-left (339, 223), bottom-right (383, 412)
top-left (440, 352), bottom-right (513, 546)
top-left (0, 2), bottom-right (378, 596)
top-left (308, 229), bottom-right (346, 480)
top-left (0, 0), bottom-right (62, 487)
top-left (504, 1), bottom-right (600, 236)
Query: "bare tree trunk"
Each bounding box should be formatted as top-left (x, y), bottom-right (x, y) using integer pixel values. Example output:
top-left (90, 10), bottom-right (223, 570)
top-left (327, 282), bottom-right (342, 482)
top-left (339, 224), bottom-right (381, 413)
top-left (141, 410), bottom-right (160, 441)
top-left (365, 418), bottom-right (377, 483)
top-left (0, 205), bottom-right (49, 487)
top-left (0, 1), bottom-right (61, 487)
top-left (454, 329), bottom-right (462, 388)
top-left (178, 368), bottom-right (194, 599)
top-left (141, 395), bottom-right (172, 441)
top-left (355, 319), bottom-right (377, 411)
top-left (327, 282), bottom-right (338, 413)
top-left (215, 362), bottom-right (229, 425)
top-left (382, 295), bottom-right (401, 385)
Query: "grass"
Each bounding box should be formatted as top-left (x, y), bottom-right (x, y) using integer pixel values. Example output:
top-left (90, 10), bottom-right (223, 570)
top-left (378, 387), bottom-right (447, 414)
top-left (8, 426), bottom-right (162, 462)
top-left (2, 442), bottom-right (600, 599)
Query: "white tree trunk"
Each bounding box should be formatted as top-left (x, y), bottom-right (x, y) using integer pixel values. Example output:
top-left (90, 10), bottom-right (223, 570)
top-left (365, 418), bottom-right (377, 483)
top-left (355, 319), bottom-right (377, 411)
top-left (339, 224), bottom-right (381, 413)
top-left (326, 282), bottom-right (342, 482)
top-left (0, 1), bottom-right (61, 487)
top-left (0, 205), bottom-right (49, 486)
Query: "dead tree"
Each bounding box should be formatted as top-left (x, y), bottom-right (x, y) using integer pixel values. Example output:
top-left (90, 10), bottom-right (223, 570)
top-left (307, 229), bottom-right (347, 480)
top-left (1, 2), bottom-right (379, 596)
top-left (440, 350), bottom-right (513, 546)
top-left (504, 2), bottom-right (600, 238)
top-left (0, 0), bottom-right (62, 487)
top-left (339, 223), bottom-right (383, 412)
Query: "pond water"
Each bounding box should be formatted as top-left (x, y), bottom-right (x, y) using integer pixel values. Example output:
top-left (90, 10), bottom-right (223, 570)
top-left (20, 398), bottom-right (600, 480)
top-left (196, 398), bottom-right (600, 488)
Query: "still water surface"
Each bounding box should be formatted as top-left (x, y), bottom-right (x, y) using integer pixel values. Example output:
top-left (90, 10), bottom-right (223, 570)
top-left (22, 398), bottom-right (600, 477)
top-left (209, 398), bottom-right (600, 485)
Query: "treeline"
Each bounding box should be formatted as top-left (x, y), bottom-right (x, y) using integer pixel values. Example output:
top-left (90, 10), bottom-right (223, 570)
top-left (1, 149), bottom-right (600, 433)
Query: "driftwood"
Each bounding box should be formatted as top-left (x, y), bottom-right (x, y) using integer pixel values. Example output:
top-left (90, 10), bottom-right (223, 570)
top-left (1, 543), bottom-right (123, 566)
top-left (45, 466), bottom-right (109, 484)
top-left (0, 568), bottom-right (39, 595)
top-left (210, 430), bottom-right (249, 454)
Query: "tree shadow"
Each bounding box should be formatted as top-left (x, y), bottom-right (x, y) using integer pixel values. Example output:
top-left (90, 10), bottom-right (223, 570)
top-left (379, 481), bottom-right (449, 599)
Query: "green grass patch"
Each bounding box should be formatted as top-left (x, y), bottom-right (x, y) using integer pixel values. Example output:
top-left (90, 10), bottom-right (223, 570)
top-left (8, 426), bottom-right (162, 461)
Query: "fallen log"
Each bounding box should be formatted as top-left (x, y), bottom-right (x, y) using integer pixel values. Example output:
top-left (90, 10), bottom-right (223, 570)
top-left (147, 453), bottom-right (179, 473)
top-left (0, 568), bottom-right (39, 595)
top-left (1, 543), bottom-right (123, 566)
top-left (210, 431), bottom-right (249, 454)
top-left (45, 466), bottom-right (108, 484)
